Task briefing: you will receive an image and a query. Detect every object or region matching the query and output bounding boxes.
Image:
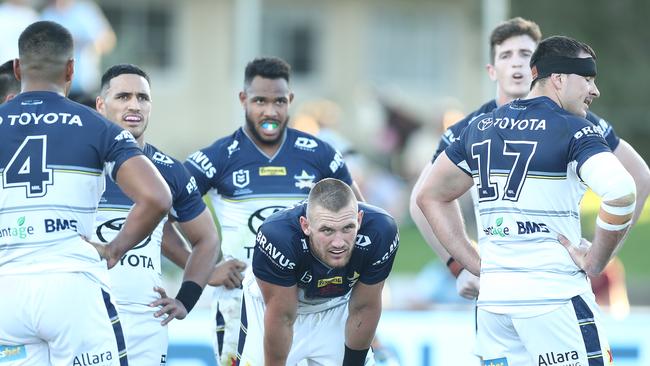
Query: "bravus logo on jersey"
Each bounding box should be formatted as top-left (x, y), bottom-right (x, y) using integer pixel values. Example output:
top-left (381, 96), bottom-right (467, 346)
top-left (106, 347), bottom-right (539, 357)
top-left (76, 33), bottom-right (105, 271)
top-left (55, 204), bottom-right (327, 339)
top-left (483, 217), bottom-right (510, 237)
top-left (255, 231), bottom-right (295, 269)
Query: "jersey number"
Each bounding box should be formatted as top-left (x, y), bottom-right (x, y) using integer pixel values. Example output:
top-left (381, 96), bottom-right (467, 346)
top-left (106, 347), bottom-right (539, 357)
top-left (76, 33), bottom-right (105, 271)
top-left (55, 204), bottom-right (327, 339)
top-left (3, 136), bottom-right (53, 197)
top-left (471, 139), bottom-right (537, 202)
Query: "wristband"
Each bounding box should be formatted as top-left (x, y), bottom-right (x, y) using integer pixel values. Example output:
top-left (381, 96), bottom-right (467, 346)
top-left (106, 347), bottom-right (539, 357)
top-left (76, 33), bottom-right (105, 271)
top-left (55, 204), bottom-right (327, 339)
top-left (446, 257), bottom-right (464, 278)
top-left (343, 345), bottom-right (369, 366)
top-left (595, 216), bottom-right (631, 232)
top-left (175, 281), bottom-right (203, 313)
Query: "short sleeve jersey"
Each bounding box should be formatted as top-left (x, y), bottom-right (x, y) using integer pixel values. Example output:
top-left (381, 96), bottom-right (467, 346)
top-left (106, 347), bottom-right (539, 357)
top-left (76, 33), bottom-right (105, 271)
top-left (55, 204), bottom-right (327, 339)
top-left (93, 143), bottom-right (205, 306)
top-left (433, 99), bottom-right (620, 163)
top-left (252, 202), bottom-right (399, 313)
top-left (445, 96), bottom-right (611, 315)
top-left (184, 127), bottom-right (353, 263)
top-left (0, 91), bottom-right (142, 278)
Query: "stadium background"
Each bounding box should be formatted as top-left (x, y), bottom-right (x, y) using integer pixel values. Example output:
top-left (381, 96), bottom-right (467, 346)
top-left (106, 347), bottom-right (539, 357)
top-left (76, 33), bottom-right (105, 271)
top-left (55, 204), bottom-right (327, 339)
top-left (18, 0), bottom-right (650, 364)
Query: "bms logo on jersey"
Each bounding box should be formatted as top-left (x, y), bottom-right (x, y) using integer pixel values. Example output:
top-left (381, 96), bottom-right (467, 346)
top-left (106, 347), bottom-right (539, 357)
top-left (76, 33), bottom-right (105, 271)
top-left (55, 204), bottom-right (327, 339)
top-left (96, 217), bottom-right (151, 249)
top-left (294, 137), bottom-right (318, 151)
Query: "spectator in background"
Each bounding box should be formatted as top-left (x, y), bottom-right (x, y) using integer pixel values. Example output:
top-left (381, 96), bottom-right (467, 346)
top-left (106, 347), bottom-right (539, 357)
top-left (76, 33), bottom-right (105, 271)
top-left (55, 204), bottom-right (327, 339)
top-left (41, 0), bottom-right (115, 102)
top-left (0, 0), bottom-right (38, 62)
top-left (0, 59), bottom-right (20, 102)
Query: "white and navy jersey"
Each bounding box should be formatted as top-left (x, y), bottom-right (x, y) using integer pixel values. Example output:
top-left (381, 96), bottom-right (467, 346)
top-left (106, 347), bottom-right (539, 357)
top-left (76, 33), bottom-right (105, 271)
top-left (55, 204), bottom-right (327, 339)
top-left (252, 202), bottom-right (399, 313)
top-left (0, 91), bottom-right (142, 280)
top-left (93, 143), bottom-right (205, 306)
top-left (184, 127), bottom-right (353, 264)
top-left (446, 96), bottom-right (612, 315)
top-left (432, 99), bottom-right (619, 163)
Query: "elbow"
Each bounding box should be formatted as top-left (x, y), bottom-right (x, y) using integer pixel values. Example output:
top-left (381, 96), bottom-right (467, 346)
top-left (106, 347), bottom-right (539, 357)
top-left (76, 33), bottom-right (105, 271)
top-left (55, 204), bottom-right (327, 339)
top-left (143, 184), bottom-right (172, 218)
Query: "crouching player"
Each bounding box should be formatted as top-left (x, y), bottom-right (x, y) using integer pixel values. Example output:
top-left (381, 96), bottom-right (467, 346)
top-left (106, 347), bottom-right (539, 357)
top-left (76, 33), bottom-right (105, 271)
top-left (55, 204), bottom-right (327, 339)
top-left (237, 178), bottom-right (399, 365)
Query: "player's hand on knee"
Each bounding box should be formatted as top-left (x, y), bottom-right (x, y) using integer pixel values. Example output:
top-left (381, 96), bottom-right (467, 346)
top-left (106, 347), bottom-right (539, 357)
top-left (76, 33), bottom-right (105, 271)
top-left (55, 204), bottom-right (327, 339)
top-left (208, 259), bottom-right (247, 289)
top-left (151, 286), bottom-right (188, 325)
top-left (557, 234), bottom-right (591, 271)
top-left (456, 269), bottom-right (480, 299)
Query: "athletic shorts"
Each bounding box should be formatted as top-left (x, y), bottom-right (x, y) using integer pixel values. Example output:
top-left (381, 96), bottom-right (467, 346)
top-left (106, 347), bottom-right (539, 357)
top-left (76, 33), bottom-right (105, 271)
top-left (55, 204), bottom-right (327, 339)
top-left (212, 286), bottom-right (243, 366)
top-left (476, 293), bottom-right (614, 366)
top-left (237, 281), bottom-right (375, 366)
top-left (0, 273), bottom-right (127, 365)
top-left (117, 305), bottom-right (167, 365)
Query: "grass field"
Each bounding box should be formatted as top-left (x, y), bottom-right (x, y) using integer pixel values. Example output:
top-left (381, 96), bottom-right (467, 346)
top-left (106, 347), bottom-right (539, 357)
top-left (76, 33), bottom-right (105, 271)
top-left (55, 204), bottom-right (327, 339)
top-left (393, 190), bottom-right (650, 276)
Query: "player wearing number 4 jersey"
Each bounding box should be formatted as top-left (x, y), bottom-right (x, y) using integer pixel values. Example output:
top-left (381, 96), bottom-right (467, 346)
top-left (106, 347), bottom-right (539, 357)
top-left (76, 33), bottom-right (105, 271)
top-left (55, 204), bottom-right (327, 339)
top-left (418, 36), bottom-right (637, 365)
top-left (0, 21), bottom-right (171, 365)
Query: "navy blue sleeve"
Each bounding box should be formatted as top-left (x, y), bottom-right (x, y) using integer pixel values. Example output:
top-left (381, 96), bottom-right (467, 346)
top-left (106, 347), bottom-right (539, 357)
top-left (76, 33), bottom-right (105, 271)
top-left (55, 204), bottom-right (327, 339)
top-left (101, 124), bottom-right (143, 181)
top-left (320, 143), bottom-right (353, 185)
top-left (443, 124), bottom-right (473, 176)
top-left (585, 111), bottom-right (620, 151)
top-left (433, 119), bottom-right (467, 162)
top-left (184, 144), bottom-right (221, 196)
top-left (567, 117), bottom-right (612, 175)
top-left (359, 213), bottom-right (399, 285)
top-left (252, 222), bottom-right (300, 287)
top-left (165, 161), bottom-right (206, 222)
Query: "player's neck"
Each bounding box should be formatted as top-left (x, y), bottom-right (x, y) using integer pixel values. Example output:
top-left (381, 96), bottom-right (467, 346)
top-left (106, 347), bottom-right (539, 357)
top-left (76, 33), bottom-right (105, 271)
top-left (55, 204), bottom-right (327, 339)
top-left (243, 126), bottom-right (284, 157)
top-left (21, 81), bottom-right (66, 96)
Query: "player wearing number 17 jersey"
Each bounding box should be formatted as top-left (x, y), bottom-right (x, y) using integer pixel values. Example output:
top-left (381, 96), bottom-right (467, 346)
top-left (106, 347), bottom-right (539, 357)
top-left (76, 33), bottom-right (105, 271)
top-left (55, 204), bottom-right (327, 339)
top-left (0, 21), bottom-right (171, 365)
top-left (417, 36), bottom-right (635, 365)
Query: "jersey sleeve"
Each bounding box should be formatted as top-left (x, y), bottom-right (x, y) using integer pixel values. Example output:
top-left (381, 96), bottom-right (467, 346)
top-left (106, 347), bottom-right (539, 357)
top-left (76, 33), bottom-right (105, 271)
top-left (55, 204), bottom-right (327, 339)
top-left (359, 214), bottom-right (399, 285)
top-left (101, 123), bottom-right (143, 181)
top-left (252, 222), bottom-right (300, 287)
top-left (567, 117), bottom-right (612, 177)
top-left (166, 162), bottom-right (206, 222)
top-left (443, 125), bottom-right (473, 176)
top-left (184, 145), bottom-right (221, 196)
top-left (432, 119), bottom-right (466, 162)
top-left (321, 143), bottom-right (353, 185)
top-left (586, 111), bottom-right (621, 151)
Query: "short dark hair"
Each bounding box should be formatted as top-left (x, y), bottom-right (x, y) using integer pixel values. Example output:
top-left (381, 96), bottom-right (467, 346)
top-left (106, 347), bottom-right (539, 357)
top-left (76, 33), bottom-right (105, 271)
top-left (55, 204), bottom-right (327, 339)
top-left (0, 60), bottom-right (20, 102)
top-left (100, 63), bottom-right (151, 94)
top-left (529, 35), bottom-right (597, 87)
top-left (489, 17), bottom-right (542, 63)
top-left (307, 178), bottom-right (356, 217)
top-left (19, 20), bottom-right (73, 64)
top-left (244, 57), bottom-right (291, 87)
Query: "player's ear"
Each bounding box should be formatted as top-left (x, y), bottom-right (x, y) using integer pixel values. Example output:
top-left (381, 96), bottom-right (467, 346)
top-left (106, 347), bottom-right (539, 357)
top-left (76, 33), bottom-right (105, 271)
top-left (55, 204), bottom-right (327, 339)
top-left (299, 216), bottom-right (311, 236)
top-left (357, 210), bottom-right (364, 227)
top-left (288, 92), bottom-right (294, 104)
top-left (13, 58), bottom-right (21, 81)
top-left (550, 73), bottom-right (564, 90)
top-left (238, 91), bottom-right (247, 106)
top-left (65, 58), bottom-right (74, 82)
top-left (486, 63), bottom-right (497, 81)
top-left (96, 96), bottom-right (105, 113)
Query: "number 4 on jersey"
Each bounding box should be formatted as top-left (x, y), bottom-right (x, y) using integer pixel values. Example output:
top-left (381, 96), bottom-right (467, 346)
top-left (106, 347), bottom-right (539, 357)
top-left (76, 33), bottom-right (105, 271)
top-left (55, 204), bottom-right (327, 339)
top-left (3, 135), bottom-right (53, 197)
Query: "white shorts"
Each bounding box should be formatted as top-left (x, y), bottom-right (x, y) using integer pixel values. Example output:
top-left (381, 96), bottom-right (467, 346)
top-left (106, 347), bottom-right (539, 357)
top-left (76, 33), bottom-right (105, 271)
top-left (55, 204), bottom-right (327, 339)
top-left (211, 286), bottom-right (243, 366)
top-left (0, 273), bottom-right (127, 365)
top-left (238, 285), bottom-right (375, 366)
top-left (476, 293), bottom-right (613, 366)
top-left (117, 305), bottom-right (167, 365)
